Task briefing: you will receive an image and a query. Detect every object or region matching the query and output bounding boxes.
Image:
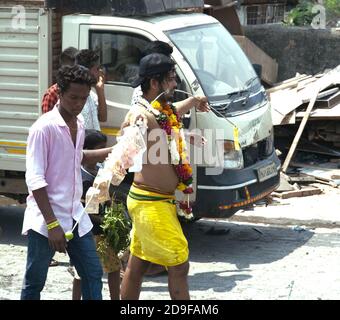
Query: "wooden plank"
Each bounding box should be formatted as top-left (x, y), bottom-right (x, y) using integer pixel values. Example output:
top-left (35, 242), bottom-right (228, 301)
top-left (269, 87), bottom-right (303, 116)
top-left (267, 81), bottom-right (298, 94)
top-left (292, 166), bottom-right (340, 187)
top-left (296, 77), bottom-right (317, 90)
top-left (315, 91), bottom-right (340, 109)
top-left (282, 88), bottom-right (320, 172)
top-left (289, 175), bottom-right (317, 183)
top-left (276, 173), bottom-right (295, 192)
top-left (317, 87), bottom-right (339, 99)
top-left (272, 187), bottom-right (322, 199)
top-left (282, 70), bottom-right (339, 173)
top-left (278, 74), bottom-right (307, 85)
top-left (290, 162), bottom-right (340, 171)
top-left (280, 110), bottom-right (296, 125)
top-left (296, 103), bottom-right (340, 119)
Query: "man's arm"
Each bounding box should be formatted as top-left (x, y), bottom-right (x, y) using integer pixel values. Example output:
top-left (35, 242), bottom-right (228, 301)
top-left (175, 96), bottom-right (210, 118)
top-left (82, 147), bottom-right (113, 166)
top-left (96, 69), bottom-right (107, 122)
top-left (32, 188), bottom-right (67, 253)
top-left (26, 129), bottom-right (66, 252)
top-left (121, 107), bottom-right (149, 131)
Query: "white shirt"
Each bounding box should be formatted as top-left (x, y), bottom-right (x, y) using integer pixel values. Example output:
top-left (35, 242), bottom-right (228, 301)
top-left (81, 91), bottom-right (100, 130)
top-left (22, 106), bottom-right (93, 237)
top-left (131, 86), bottom-right (143, 108)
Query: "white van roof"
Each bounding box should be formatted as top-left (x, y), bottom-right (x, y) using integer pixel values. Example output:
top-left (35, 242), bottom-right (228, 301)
top-left (63, 12), bottom-right (217, 33)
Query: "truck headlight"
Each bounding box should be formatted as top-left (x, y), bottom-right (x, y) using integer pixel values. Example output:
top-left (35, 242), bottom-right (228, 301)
top-left (223, 140), bottom-right (244, 169)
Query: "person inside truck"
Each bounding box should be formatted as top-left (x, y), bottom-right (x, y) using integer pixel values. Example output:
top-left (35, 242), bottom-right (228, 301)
top-left (41, 47), bottom-right (78, 114)
top-left (21, 65), bottom-right (115, 300)
top-left (75, 49), bottom-right (108, 130)
top-left (120, 53), bottom-right (209, 300)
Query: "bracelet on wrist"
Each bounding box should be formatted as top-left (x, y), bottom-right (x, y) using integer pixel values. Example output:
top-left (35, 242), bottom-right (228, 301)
top-left (47, 220), bottom-right (60, 231)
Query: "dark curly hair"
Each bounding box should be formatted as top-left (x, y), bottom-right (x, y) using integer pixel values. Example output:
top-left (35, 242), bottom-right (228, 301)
top-left (56, 65), bottom-right (95, 94)
top-left (84, 129), bottom-right (107, 150)
top-left (60, 46), bottom-right (78, 66)
top-left (75, 49), bottom-right (100, 69)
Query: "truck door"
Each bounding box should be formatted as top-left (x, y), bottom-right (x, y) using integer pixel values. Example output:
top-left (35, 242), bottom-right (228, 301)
top-left (79, 25), bottom-right (153, 143)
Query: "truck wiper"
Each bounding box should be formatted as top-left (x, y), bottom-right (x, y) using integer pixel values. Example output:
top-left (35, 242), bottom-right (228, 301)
top-left (173, 89), bottom-right (237, 127)
top-left (224, 76), bottom-right (259, 100)
top-left (241, 76), bottom-right (260, 106)
top-left (219, 76), bottom-right (260, 112)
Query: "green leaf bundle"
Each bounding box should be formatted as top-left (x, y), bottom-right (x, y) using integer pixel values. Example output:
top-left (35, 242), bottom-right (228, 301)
top-left (97, 201), bottom-right (131, 261)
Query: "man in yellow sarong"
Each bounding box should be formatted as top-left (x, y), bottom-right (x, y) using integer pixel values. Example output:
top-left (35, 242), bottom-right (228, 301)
top-left (120, 53), bottom-right (209, 300)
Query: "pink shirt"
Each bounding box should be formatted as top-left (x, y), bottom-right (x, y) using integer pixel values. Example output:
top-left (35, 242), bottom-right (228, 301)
top-left (22, 106), bottom-right (93, 237)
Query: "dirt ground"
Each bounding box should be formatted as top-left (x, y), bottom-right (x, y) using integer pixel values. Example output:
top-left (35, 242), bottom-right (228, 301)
top-left (1, 186), bottom-right (340, 300)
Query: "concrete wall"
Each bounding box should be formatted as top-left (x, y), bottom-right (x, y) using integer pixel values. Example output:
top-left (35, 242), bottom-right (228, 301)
top-left (244, 25), bottom-right (340, 82)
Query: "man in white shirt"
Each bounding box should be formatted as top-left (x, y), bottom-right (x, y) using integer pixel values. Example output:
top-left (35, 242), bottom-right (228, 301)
top-left (76, 49), bottom-right (107, 130)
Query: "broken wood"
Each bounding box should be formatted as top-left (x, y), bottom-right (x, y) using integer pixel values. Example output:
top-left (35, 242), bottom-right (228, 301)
top-left (317, 87), bottom-right (339, 99)
top-left (282, 70), bottom-right (338, 173)
top-left (267, 81), bottom-right (298, 93)
top-left (296, 104), bottom-right (340, 119)
top-left (315, 91), bottom-right (340, 109)
top-left (289, 176), bottom-right (317, 183)
top-left (272, 187), bottom-right (322, 199)
top-left (270, 87), bottom-right (303, 117)
top-left (290, 166), bottom-right (340, 188)
top-left (277, 173), bottom-right (295, 192)
top-left (282, 88), bottom-right (320, 172)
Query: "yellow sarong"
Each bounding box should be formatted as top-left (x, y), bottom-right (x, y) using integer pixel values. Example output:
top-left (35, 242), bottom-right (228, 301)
top-left (127, 184), bottom-right (189, 267)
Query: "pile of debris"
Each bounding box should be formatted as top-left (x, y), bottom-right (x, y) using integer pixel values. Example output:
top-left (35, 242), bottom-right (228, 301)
top-left (268, 65), bottom-right (340, 198)
top-left (269, 66), bottom-right (340, 127)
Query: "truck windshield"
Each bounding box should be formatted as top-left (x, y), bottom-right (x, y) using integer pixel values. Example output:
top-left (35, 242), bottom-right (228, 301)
top-left (167, 23), bottom-right (258, 102)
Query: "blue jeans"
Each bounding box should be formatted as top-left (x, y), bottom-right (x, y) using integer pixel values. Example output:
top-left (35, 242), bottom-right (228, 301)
top-left (21, 228), bottom-right (103, 300)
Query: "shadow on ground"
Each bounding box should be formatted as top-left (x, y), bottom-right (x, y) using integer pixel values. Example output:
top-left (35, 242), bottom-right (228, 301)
top-left (0, 205), bottom-right (316, 296)
top-left (142, 219), bottom-right (314, 294)
top-left (0, 206), bottom-right (26, 246)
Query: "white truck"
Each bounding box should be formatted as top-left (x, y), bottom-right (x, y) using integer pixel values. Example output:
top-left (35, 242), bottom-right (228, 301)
top-left (0, 0), bottom-right (280, 218)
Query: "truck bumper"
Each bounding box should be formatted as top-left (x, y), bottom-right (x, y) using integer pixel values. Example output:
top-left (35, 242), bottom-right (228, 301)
top-left (194, 152), bottom-right (281, 218)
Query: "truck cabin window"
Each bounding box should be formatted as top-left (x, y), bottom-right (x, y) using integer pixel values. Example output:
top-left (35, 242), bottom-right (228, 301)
top-left (167, 23), bottom-right (259, 103)
top-left (89, 31), bottom-right (149, 85)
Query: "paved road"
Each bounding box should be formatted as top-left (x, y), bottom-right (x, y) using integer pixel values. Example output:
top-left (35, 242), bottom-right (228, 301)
top-left (1, 202), bottom-right (340, 300)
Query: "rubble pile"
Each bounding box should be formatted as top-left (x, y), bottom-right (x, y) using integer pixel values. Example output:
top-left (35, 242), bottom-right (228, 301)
top-left (269, 65), bottom-right (340, 198)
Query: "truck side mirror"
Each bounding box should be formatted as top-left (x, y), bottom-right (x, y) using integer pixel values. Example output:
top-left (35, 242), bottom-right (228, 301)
top-left (253, 64), bottom-right (262, 79)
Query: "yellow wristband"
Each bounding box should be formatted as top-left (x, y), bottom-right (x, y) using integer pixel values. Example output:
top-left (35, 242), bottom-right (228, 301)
top-left (47, 220), bottom-right (60, 231)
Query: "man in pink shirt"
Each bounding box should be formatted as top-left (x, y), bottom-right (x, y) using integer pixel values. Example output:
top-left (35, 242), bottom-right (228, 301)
top-left (21, 65), bottom-right (114, 300)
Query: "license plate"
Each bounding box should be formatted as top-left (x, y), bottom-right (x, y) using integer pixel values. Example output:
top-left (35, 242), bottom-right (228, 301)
top-left (257, 162), bottom-right (278, 182)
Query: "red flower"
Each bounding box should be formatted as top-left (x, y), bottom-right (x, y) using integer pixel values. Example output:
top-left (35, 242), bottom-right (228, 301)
top-left (183, 187), bottom-right (193, 194)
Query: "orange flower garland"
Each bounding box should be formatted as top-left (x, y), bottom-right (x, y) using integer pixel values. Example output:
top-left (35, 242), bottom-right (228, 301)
top-left (151, 100), bottom-right (194, 219)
